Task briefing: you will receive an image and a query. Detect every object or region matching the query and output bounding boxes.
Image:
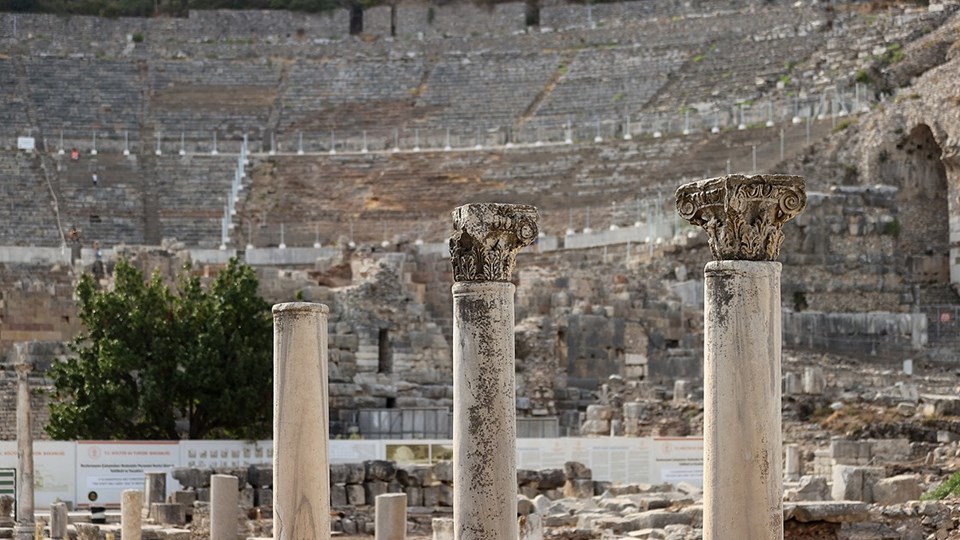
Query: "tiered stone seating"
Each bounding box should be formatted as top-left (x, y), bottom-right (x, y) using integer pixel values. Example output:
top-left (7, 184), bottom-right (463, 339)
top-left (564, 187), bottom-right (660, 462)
top-left (0, 60), bottom-right (30, 144)
top-left (417, 54), bottom-right (559, 129)
top-left (25, 58), bottom-right (141, 139)
top-left (279, 58), bottom-right (426, 134)
top-left (56, 154), bottom-right (146, 246)
top-left (149, 60), bottom-right (282, 141)
top-left (0, 152), bottom-right (60, 246)
top-left (152, 155), bottom-right (236, 246)
top-left (531, 48), bottom-right (684, 125)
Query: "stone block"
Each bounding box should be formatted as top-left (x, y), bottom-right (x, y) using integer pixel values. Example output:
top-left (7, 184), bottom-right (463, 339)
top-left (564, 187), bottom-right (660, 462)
top-left (172, 490), bottom-right (197, 507)
top-left (519, 484), bottom-right (539, 499)
top-left (217, 467), bottom-right (247, 487)
top-left (437, 483), bottom-right (453, 506)
top-left (873, 474), bottom-right (922, 505)
top-left (579, 419), bottom-right (610, 435)
top-left (397, 465), bottom-right (436, 487)
top-left (631, 509), bottom-right (691, 529)
top-left (331, 484), bottom-right (348, 507)
top-left (172, 468), bottom-right (210, 489)
top-left (538, 468), bottom-right (565, 489)
top-left (422, 486), bottom-right (440, 507)
top-left (831, 465), bottom-right (863, 501)
top-left (563, 462), bottom-right (592, 480)
top-left (246, 464), bottom-right (273, 488)
top-left (239, 487), bottom-right (255, 507)
top-left (585, 404), bottom-right (614, 421)
top-left (803, 367), bottom-right (826, 394)
top-left (785, 475), bottom-right (830, 502)
top-left (364, 480), bottom-right (389, 503)
top-left (404, 486), bottom-right (423, 506)
top-left (562, 479), bottom-right (594, 499)
top-left (255, 488), bottom-right (272, 507)
top-left (151, 503), bottom-right (186, 526)
top-left (517, 469), bottom-right (540, 486)
top-left (432, 517), bottom-right (454, 540)
top-left (432, 461), bottom-right (453, 483)
top-left (346, 484), bottom-right (366, 506)
top-left (785, 501), bottom-right (870, 523)
top-left (196, 488), bottom-right (210, 502)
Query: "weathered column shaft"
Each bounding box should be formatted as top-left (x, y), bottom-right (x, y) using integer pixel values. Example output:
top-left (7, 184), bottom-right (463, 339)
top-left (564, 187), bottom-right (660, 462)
top-left (14, 363), bottom-right (33, 535)
top-left (704, 261), bottom-right (782, 538)
top-left (374, 493), bottom-right (407, 540)
top-left (453, 281), bottom-right (517, 540)
top-left (121, 490), bottom-right (143, 540)
top-left (785, 444), bottom-right (801, 482)
top-left (211, 474), bottom-right (239, 540)
top-left (49, 502), bottom-right (67, 540)
top-left (677, 174), bottom-right (806, 540)
top-left (449, 203), bottom-right (538, 540)
top-left (273, 302), bottom-right (331, 540)
top-left (143, 472), bottom-right (165, 517)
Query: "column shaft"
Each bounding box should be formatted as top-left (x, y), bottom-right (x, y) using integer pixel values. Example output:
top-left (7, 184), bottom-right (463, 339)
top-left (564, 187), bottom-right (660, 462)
top-left (211, 474), bottom-right (239, 540)
top-left (121, 490), bottom-right (143, 540)
top-left (273, 302), bottom-right (330, 540)
top-left (14, 364), bottom-right (33, 537)
top-left (374, 493), bottom-right (407, 540)
top-left (703, 261), bottom-right (782, 539)
top-left (453, 281), bottom-right (517, 540)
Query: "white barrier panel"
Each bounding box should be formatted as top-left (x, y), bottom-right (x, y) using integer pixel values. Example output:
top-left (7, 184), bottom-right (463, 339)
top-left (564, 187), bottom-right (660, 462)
top-left (650, 437), bottom-right (704, 485)
top-left (0, 441), bottom-right (75, 509)
top-left (76, 441), bottom-right (179, 508)
top-left (7, 437), bottom-right (702, 508)
top-left (180, 440), bottom-right (273, 469)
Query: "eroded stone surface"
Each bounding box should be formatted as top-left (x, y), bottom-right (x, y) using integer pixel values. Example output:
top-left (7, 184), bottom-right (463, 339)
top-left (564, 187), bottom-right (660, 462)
top-left (676, 174), bottom-right (806, 261)
top-left (449, 203), bottom-right (539, 282)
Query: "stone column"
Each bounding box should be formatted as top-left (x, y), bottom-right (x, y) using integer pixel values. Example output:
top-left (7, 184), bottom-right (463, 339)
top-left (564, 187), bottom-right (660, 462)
top-left (449, 203), bottom-right (539, 540)
top-left (121, 490), bottom-right (143, 540)
top-left (144, 472), bottom-right (165, 517)
top-left (211, 474), bottom-right (239, 540)
top-left (677, 174), bottom-right (806, 540)
top-left (785, 444), bottom-right (802, 482)
top-left (14, 363), bottom-right (33, 540)
top-left (374, 493), bottom-right (407, 540)
top-left (49, 502), bottom-right (67, 540)
top-left (273, 302), bottom-right (331, 540)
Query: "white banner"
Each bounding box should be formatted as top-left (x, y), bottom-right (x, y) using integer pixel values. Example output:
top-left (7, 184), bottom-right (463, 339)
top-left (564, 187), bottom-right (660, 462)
top-left (0, 441), bottom-right (75, 509)
top-left (76, 441), bottom-right (179, 507)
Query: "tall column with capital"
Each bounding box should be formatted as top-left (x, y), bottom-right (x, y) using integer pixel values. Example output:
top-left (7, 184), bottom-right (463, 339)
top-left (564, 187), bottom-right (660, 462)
top-left (272, 302), bottom-right (331, 540)
top-left (449, 203), bottom-right (539, 540)
top-left (677, 174), bottom-right (806, 540)
top-left (14, 363), bottom-right (34, 540)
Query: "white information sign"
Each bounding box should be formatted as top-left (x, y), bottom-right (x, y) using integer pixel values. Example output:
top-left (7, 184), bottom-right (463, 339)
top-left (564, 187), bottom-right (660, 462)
top-left (650, 437), bottom-right (704, 486)
top-left (16, 137), bottom-right (35, 151)
top-left (0, 441), bottom-right (76, 508)
top-left (76, 441), bottom-right (178, 507)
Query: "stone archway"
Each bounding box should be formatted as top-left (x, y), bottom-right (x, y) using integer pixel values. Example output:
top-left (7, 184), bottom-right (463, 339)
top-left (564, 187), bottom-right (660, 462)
top-left (879, 124), bottom-right (950, 284)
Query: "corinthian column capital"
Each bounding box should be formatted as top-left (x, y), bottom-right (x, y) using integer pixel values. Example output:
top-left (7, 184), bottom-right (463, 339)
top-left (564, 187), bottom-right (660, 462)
top-left (449, 203), bottom-right (540, 282)
top-left (676, 174), bottom-right (806, 261)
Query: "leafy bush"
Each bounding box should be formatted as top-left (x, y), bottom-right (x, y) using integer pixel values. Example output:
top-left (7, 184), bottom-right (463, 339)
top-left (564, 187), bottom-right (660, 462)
top-left (923, 471), bottom-right (960, 500)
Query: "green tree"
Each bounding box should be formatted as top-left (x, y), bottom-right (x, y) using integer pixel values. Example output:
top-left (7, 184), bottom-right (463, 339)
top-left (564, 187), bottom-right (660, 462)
top-left (46, 258), bottom-right (273, 440)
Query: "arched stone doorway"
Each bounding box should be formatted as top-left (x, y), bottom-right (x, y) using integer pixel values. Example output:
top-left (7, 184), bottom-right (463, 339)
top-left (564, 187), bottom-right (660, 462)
top-left (880, 124), bottom-right (950, 285)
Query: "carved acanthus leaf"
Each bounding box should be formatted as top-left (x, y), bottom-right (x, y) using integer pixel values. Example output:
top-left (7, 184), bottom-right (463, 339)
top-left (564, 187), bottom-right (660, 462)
top-left (675, 174), bottom-right (806, 261)
top-left (449, 203), bottom-right (540, 282)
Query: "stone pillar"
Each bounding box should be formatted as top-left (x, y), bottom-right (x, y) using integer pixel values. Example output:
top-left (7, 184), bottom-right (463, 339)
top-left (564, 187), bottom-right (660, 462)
top-left (518, 513), bottom-right (543, 540)
top-left (273, 302), bottom-right (331, 540)
top-left (449, 203), bottom-right (539, 540)
top-left (374, 493), bottom-right (407, 540)
top-left (673, 380), bottom-right (689, 404)
top-left (677, 174), bottom-right (806, 540)
top-left (211, 474), bottom-right (239, 540)
top-left (121, 490), bottom-right (143, 540)
top-left (144, 472), bottom-right (165, 517)
top-left (49, 502), bottom-right (67, 540)
top-left (785, 444), bottom-right (802, 482)
top-left (14, 363), bottom-right (34, 540)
